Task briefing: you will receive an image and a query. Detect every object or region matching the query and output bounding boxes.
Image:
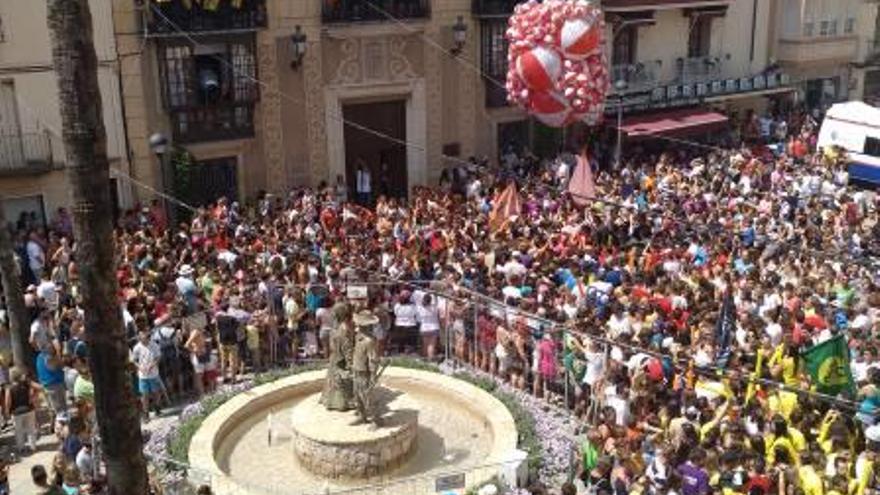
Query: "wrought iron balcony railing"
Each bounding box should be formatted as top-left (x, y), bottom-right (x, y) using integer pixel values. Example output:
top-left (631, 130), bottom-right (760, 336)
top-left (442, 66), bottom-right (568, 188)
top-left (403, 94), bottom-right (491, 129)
top-left (611, 61), bottom-right (661, 92)
top-left (0, 132), bottom-right (54, 176)
top-left (471, 0), bottom-right (524, 17)
top-left (676, 55), bottom-right (724, 83)
top-left (147, 0), bottom-right (267, 34)
top-left (322, 0), bottom-right (430, 24)
top-left (170, 103), bottom-right (255, 144)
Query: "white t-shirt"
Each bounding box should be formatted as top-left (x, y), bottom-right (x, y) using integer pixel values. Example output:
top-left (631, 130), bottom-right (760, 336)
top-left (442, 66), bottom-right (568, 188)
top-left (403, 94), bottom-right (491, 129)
top-left (603, 385), bottom-right (630, 426)
top-left (607, 314), bottom-right (632, 338)
top-left (315, 307), bottom-right (335, 333)
top-left (131, 341), bottom-right (161, 380)
top-left (26, 240), bottom-right (44, 273)
top-left (415, 304), bottom-right (440, 333)
top-left (30, 319), bottom-right (53, 351)
top-left (764, 322), bottom-right (783, 347)
top-left (37, 280), bottom-right (58, 310)
top-left (583, 351), bottom-right (606, 386)
top-left (394, 303), bottom-right (418, 327)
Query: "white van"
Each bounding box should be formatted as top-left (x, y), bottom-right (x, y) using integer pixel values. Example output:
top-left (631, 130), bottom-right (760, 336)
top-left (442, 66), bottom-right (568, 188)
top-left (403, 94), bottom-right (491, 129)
top-left (817, 101), bottom-right (880, 185)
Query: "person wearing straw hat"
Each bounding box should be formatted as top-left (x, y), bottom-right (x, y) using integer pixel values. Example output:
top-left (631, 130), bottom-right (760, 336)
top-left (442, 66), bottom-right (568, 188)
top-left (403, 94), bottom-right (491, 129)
top-left (351, 310), bottom-right (381, 425)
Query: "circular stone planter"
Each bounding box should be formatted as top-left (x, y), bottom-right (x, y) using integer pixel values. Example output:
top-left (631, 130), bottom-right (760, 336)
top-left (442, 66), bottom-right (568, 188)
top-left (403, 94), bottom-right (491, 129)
top-left (188, 367), bottom-right (522, 495)
top-left (290, 389), bottom-right (418, 478)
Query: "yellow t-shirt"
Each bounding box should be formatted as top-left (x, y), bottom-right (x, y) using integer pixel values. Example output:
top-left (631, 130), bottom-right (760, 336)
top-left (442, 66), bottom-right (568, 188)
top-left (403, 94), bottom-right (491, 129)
top-left (798, 465), bottom-right (824, 495)
top-left (769, 391), bottom-right (799, 420)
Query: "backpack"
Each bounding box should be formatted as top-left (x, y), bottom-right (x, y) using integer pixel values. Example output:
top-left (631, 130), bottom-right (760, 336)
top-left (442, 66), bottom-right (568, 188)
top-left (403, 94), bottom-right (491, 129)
top-left (155, 327), bottom-right (179, 361)
top-left (217, 314), bottom-right (239, 345)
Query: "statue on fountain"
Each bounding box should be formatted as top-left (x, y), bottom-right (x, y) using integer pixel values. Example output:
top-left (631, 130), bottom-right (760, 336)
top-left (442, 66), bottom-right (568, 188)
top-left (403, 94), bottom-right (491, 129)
top-left (319, 307), bottom-right (386, 424)
top-left (319, 303), bottom-right (355, 410)
top-left (351, 310), bottom-right (382, 424)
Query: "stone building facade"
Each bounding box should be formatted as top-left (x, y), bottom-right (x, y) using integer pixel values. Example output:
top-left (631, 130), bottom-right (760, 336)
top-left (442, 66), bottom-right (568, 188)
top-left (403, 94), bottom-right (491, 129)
top-left (0, 0), bottom-right (130, 226)
top-left (109, 0), bottom-right (863, 207)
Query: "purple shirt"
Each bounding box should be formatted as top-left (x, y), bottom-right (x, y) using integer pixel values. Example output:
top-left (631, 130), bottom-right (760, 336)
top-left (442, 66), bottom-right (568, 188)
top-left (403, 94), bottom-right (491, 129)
top-left (677, 462), bottom-right (709, 495)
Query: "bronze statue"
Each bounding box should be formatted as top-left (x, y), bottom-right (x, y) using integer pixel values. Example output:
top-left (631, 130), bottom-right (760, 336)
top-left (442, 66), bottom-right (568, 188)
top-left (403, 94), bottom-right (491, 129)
top-left (351, 310), bottom-right (381, 424)
top-left (319, 304), bottom-right (355, 410)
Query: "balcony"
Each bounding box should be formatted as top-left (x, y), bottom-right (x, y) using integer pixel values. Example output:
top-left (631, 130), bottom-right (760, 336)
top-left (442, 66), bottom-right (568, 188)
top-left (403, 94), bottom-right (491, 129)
top-left (676, 56), bottom-right (723, 83)
top-left (170, 103), bottom-right (255, 144)
top-left (603, 0), bottom-right (730, 11)
top-left (777, 35), bottom-right (858, 65)
top-left (322, 0), bottom-right (430, 24)
top-left (0, 132), bottom-right (53, 176)
top-left (147, 0), bottom-right (267, 35)
top-left (472, 0), bottom-right (524, 17)
top-left (611, 61), bottom-right (661, 92)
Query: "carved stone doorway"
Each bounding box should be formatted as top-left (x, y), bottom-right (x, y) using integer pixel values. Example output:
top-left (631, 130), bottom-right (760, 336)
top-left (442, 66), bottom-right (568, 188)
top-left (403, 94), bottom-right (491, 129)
top-left (342, 99), bottom-right (407, 200)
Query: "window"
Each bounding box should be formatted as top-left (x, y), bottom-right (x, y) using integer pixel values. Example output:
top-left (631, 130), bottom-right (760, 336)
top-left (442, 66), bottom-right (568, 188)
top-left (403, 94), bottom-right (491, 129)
top-left (159, 39), bottom-right (257, 110)
top-left (0, 15), bottom-right (5, 42)
top-left (688, 15), bottom-right (712, 58)
top-left (865, 136), bottom-right (880, 158)
top-left (819, 20), bottom-right (830, 36)
top-left (481, 19), bottom-right (509, 107)
top-left (158, 36), bottom-right (258, 142)
top-left (803, 21), bottom-right (814, 37)
top-left (612, 25), bottom-right (637, 66)
top-left (845, 18), bottom-right (855, 34)
top-left (828, 19), bottom-right (838, 36)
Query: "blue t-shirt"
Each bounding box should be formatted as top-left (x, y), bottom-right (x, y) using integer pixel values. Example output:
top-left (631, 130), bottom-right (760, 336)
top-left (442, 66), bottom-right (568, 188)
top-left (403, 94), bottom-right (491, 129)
top-left (175, 276), bottom-right (198, 313)
top-left (36, 352), bottom-right (64, 387)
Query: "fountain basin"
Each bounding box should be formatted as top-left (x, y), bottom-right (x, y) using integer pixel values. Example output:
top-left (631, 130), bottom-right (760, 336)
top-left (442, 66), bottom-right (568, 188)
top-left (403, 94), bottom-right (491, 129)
top-left (188, 367), bottom-right (521, 495)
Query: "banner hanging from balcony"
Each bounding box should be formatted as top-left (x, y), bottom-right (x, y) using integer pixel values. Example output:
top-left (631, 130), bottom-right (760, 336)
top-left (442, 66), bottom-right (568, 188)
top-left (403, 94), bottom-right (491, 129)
top-left (506, 0), bottom-right (609, 127)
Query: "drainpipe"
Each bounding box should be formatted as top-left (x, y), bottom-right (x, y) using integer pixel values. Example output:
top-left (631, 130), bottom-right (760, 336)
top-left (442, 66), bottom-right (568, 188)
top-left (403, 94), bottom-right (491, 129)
top-left (749, 0), bottom-right (758, 63)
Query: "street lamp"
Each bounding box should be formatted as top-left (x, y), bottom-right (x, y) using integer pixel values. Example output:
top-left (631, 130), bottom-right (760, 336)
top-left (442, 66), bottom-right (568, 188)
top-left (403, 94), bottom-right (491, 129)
top-left (148, 132), bottom-right (174, 226)
top-left (614, 79), bottom-right (628, 170)
top-left (451, 16), bottom-right (468, 56)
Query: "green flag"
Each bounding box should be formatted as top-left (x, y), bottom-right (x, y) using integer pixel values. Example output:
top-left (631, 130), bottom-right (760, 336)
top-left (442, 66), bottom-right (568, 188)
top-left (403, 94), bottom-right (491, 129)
top-left (801, 335), bottom-right (854, 396)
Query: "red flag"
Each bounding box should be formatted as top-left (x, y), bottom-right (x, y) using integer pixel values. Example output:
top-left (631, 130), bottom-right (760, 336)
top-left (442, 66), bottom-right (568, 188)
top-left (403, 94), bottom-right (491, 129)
top-left (489, 182), bottom-right (522, 232)
top-left (568, 151), bottom-right (596, 206)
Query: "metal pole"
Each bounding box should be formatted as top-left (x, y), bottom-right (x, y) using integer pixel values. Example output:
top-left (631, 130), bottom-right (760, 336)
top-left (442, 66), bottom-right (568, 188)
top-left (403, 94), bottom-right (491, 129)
top-left (444, 303), bottom-right (450, 365)
top-left (615, 96), bottom-right (623, 169)
top-left (160, 151), bottom-right (175, 228)
top-left (472, 302), bottom-right (479, 370)
top-left (563, 329), bottom-right (570, 410)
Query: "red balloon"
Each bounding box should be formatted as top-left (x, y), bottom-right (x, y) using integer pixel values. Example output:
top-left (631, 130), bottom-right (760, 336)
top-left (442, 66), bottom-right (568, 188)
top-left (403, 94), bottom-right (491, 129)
top-left (560, 17), bottom-right (600, 59)
top-left (528, 91), bottom-right (567, 114)
top-left (516, 46), bottom-right (561, 92)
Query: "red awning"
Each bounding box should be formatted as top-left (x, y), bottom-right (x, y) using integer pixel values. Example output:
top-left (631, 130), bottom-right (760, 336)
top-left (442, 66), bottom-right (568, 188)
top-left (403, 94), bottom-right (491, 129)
top-left (615, 108), bottom-right (729, 138)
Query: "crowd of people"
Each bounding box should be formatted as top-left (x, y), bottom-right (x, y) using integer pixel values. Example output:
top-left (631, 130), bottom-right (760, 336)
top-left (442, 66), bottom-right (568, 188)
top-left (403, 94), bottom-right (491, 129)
top-left (0, 106), bottom-right (878, 494)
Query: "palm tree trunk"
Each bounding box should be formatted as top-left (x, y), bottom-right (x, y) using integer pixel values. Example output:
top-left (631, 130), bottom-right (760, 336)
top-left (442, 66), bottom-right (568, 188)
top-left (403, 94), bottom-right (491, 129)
top-left (0, 199), bottom-right (32, 371)
top-left (46, 1), bottom-right (149, 493)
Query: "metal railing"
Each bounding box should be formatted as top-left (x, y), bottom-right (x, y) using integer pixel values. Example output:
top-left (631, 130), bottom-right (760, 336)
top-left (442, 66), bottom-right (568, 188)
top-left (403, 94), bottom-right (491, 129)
top-left (170, 103), bottom-right (255, 144)
top-left (676, 55), bottom-right (724, 83)
top-left (0, 132), bottom-right (53, 175)
top-left (147, 0), bottom-right (267, 34)
top-left (472, 0), bottom-right (524, 17)
top-left (611, 61), bottom-right (661, 92)
top-left (322, 0), bottom-right (430, 24)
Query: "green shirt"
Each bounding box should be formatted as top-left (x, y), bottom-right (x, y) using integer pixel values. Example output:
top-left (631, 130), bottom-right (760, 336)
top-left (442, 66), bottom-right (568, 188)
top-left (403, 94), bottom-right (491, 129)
top-left (73, 375), bottom-right (94, 403)
top-left (200, 274), bottom-right (214, 299)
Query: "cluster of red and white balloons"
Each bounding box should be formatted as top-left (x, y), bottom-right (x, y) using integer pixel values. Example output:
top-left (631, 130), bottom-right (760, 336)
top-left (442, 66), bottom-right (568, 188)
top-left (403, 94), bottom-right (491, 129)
top-left (506, 0), bottom-right (609, 127)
